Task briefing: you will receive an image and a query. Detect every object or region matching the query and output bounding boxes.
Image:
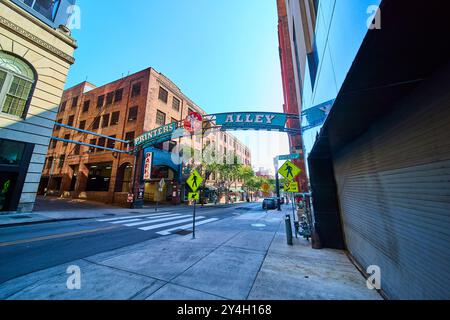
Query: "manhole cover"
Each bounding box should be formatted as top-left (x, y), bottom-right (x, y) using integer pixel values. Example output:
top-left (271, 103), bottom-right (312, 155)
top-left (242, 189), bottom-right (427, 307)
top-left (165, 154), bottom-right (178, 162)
top-left (10, 215), bottom-right (32, 219)
top-left (251, 223), bottom-right (266, 228)
top-left (175, 229), bottom-right (193, 235)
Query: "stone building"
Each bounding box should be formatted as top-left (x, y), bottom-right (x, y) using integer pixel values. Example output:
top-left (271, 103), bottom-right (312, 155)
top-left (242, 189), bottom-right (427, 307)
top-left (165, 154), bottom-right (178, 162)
top-left (0, 0), bottom-right (77, 213)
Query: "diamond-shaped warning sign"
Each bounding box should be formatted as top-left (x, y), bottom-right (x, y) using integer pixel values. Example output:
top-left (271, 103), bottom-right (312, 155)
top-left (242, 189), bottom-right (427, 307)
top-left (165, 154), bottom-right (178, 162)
top-left (186, 170), bottom-right (203, 192)
top-left (278, 160), bottom-right (301, 181)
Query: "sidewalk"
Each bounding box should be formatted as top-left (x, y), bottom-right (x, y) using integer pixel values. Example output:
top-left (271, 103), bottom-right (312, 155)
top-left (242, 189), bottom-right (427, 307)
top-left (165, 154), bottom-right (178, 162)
top-left (0, 196), bottom-right (246, 227)
top-left (0, 208), bottom-right (382, 300)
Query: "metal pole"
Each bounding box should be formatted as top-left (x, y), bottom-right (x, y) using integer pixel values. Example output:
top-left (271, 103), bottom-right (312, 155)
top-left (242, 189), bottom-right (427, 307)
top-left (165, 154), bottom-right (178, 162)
top-left (285, 214), bottom-right (293, 246)
top-left (274, 157), bottom-right (281, 211)
top-left (292, 192), bottom-right (298, 238)
top-left (44, 158), bottom-right (56, 198)
top-left (192, 199), bottom-right (196, 239)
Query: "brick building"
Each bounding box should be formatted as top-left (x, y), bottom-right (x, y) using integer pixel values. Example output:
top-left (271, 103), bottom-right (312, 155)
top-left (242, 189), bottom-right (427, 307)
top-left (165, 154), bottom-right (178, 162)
top-left (39, 67), bottom-right (251, 206)
top-left (277, 0), bottom-right (308, 192)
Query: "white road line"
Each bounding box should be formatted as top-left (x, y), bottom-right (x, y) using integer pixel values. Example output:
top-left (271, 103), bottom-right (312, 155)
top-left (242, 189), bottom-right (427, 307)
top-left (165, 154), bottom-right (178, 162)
top-left (138, 216), bottom-right (205, 231)
top-left (124, 215), bottom-right (191, 227)
top-left (97, 212), bottom-right (177, 222)
top-left (111, 219), bottom-right (142, 224)
top-left (156, 218), bottom-right (219, 236)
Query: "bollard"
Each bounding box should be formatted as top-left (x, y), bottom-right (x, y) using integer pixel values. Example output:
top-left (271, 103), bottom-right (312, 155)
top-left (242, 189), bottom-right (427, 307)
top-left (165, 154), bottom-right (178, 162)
top-left (285, 214), bottom-right (293, 246)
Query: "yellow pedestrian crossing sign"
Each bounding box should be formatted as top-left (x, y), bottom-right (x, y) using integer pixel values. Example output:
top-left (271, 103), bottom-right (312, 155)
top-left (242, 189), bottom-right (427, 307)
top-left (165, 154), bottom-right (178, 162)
top-left (278, 160), bottom-right (301, 181)
top-left (284, 181), bottom-right (299, 193)
top-left (188, 192), bottom-right (200, 201)
top-left (186, 170), bottom-right (203, 192)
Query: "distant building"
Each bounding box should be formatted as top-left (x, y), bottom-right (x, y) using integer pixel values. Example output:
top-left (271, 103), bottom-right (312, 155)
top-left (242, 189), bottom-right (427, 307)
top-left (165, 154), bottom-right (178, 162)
top-left (255, 168), bottom-right (273, 180)
top-left (39, 68), bottom-right (251, 206)
top-left (0, 0), bottom-right (77, 213)
top-left (283, 0), bottom-right (450, 299)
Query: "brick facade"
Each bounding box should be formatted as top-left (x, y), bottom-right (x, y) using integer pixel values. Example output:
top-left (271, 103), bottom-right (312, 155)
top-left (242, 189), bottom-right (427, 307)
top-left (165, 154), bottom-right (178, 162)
top-left (39, 68), bottom-right (251, 206)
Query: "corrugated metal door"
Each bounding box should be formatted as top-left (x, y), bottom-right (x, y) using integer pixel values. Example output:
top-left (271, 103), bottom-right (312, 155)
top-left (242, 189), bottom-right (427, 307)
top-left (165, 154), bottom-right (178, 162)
top-left (333, 73), bottom-right (450, 299)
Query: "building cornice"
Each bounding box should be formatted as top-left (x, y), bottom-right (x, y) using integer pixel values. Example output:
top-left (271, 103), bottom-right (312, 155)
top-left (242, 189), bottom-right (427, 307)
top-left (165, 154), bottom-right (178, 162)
top-left (0, 15), bottom-right (75, 65)
top-left (1, 0), bottom-right (76, 64)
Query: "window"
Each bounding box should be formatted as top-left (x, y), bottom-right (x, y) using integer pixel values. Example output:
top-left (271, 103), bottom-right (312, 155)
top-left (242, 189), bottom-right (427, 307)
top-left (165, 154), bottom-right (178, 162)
top-left (169, 141), bottom-right (177, 152)
top-left (86, 163), bottom-right (112, 192)
top-left (89, 139), bottom-right (97, 153)
top-left (50, 139), bottom-right (57, 149)
top-left (106, 92), bottom-right (114, 105)
top-left (107, 135), bottom-right (116, 149)
top-left (20, 0), bottom-right (62, 21)
top-left (71, 96), bottom-right (78, 108)
top-left (0, 52), bottom-right (35, 118)
top-left (110, 111), bottom-right (120, 125)
top-left (156, 110), bottom-right (166, 126)
top-left (158, 87), bottom-right (168, 103)
top-left (55, 118), bottom-right (62, 131)
top-left (82, 100), bottom-right (90, 112)
top-left (63, 134), bottom-right (70, 146)
top-left (46, 156), bottom-right (53, 169)
top-left (79, 120), bottom-right (86, 130)
top-left (131, 83), bottom-right (141, 97)
top-left (114, 89), bottom-right (123, 103)
top-left (59, 100), bottom-right (66, 112)
top-left (73, 144), bottom-right (80, 155)
top-left (102, 114), bottom-right (110, 128)
top-left (97, 95), bottom-right (104, 108)
top-left (172, 97), bottom-right (180, 111)
top-left (292, 25), bottom-right (303, 96)
top-left (124, 132), bottom-right (135, 148)
top-left (67, 115), bottom-right (74, 127)
top-left (58, 155), bottom-right (65, 168)
top-left (154, 142), bottom-right (164, 150)
top-left (128, 106), bottom-right (138, 122)
top-left (92, 116), bottom-right (100, 130)
top-left (97, 137), bottom-right (106, 151)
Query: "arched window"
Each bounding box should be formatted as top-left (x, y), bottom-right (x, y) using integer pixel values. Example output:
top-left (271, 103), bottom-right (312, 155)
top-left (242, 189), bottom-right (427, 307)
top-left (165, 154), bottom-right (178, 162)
top-left (0, 51), bottom-right (36, 118)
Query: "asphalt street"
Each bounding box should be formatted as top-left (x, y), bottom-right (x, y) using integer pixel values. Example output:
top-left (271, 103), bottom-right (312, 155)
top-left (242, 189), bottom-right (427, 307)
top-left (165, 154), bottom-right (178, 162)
top-left (0, 202), bottom-right (263, 284)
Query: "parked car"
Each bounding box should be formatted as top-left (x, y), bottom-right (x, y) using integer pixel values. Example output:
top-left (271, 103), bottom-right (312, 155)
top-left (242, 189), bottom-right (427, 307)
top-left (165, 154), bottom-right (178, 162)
top-left (262, 198), bottom-right (277, 210)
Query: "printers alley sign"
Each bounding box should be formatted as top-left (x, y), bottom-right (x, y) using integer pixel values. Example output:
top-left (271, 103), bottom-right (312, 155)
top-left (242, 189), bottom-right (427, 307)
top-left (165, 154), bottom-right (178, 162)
top-left (215, 112), bottom-right (287, 130)
top-left (134, 122), bottom-right (177, 148)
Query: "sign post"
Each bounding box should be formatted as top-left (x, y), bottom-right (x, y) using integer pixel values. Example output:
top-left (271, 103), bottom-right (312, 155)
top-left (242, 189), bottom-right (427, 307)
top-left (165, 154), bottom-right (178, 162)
top-left (186, 170), bottom-right (203, 239)
top-left (278, 160), bottom-right (302, 238)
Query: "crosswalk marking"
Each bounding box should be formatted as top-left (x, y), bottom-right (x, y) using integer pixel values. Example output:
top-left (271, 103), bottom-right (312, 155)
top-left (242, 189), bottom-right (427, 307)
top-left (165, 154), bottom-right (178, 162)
top-left (111, 219), bottom-right (142, 224)
top-left (124, 215), bottom-right (191, 227)
top-left (138, 216), bottom-right (205, 231)
top-left (97, 212), bottom-right (172, 222)
top-left (156, 218), bottom-right (219, 236)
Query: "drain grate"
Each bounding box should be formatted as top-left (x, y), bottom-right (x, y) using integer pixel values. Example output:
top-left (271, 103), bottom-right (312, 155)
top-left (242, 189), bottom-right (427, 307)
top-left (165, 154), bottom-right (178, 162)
top-left (175, 229), bottom-right (193, 236)
top-left (10, 215), bottom-right (32, 219)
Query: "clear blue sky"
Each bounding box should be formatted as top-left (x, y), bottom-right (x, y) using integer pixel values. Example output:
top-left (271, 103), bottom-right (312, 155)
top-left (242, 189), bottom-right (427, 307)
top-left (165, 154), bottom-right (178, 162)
top-left (67, 0), bottom-right (290, 170)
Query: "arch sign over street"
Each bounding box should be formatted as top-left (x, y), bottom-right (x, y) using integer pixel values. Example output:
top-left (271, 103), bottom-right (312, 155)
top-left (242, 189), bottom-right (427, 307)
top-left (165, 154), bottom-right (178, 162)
top-left (131, 112), bottom-right (300, 154)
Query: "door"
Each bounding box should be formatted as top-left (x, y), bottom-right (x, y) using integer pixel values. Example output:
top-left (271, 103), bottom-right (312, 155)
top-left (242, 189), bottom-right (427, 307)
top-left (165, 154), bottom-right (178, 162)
top-left (0, 172), bottom-right (18, 211)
